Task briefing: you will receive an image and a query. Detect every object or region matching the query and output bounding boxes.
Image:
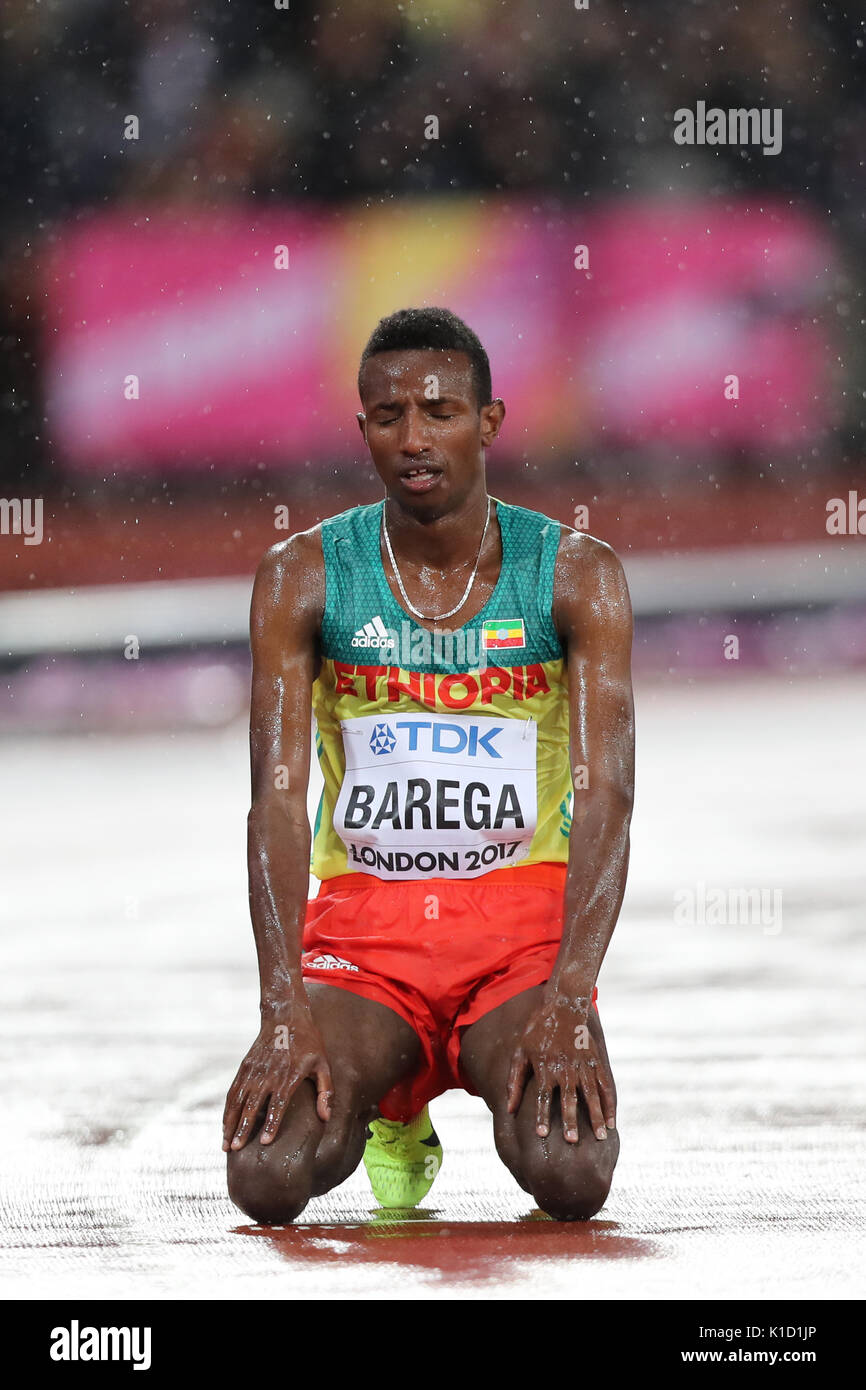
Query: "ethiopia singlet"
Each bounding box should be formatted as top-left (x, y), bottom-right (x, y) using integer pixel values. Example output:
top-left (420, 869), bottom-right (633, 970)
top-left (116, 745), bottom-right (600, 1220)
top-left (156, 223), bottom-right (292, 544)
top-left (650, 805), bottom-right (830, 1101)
top-left (309, 496), bottom-right (573, 882)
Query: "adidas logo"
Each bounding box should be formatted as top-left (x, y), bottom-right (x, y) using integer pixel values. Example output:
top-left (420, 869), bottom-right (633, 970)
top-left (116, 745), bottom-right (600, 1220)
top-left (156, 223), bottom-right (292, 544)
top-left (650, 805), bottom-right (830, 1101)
top-left (351, 614), bottom-right (395, 649)
top-left (307, 953), bottom-right (360, 973)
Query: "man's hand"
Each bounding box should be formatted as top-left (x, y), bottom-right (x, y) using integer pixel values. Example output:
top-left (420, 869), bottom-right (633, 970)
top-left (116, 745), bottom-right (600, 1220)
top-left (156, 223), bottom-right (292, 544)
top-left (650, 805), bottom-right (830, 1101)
top-left (506, 995), bottom-right (616, 1145)
top-left (222, 1007), bottom-right (333, 1152)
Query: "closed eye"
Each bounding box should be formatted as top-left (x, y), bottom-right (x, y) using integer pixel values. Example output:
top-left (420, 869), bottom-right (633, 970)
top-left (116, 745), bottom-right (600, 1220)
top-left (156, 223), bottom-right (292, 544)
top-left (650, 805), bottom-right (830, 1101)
top-left (374, 411), bottom-right (454, 424)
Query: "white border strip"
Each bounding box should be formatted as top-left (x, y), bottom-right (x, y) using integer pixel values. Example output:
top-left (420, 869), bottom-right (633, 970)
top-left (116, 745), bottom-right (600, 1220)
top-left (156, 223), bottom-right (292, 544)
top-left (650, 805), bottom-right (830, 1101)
top-left (1, 544), bottom-right (864, 658)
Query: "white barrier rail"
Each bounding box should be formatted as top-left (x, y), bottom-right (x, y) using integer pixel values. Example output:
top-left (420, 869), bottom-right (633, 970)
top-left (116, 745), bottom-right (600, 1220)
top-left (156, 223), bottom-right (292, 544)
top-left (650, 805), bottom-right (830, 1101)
top-left (1, 543), bottom-right (865, 659)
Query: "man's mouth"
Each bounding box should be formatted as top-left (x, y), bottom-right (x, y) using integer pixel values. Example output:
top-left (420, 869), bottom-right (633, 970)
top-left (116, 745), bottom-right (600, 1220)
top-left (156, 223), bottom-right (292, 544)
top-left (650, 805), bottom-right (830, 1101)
top-left (399, 465), bottom-right (443, 492)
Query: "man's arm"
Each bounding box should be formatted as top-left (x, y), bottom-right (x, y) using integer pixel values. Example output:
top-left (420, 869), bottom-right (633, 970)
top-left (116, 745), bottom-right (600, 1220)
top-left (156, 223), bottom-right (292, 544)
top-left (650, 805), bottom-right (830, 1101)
top-left (506, 529), bottom-right (635, 1143)
top-left (222, 530), bottom-right (333, 1152)
top-left (549, 530), bottom-right (635, 1005)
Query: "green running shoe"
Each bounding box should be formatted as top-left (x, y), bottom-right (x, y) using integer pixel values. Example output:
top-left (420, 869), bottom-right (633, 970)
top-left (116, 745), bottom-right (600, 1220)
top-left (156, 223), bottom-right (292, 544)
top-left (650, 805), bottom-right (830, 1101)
top-left (363, 1105), bottom-right (443, 1209)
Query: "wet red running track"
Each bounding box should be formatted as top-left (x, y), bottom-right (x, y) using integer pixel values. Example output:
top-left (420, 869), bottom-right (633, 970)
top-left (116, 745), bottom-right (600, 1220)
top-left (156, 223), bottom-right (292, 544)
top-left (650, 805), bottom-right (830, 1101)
top-left (1, 675), bottom-right (864, 1299)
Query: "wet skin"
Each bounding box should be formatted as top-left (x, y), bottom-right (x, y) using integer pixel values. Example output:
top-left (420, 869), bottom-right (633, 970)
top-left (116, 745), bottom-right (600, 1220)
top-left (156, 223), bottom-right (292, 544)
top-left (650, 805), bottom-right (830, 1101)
top-left (224, 348), bottom-right (634, 1221)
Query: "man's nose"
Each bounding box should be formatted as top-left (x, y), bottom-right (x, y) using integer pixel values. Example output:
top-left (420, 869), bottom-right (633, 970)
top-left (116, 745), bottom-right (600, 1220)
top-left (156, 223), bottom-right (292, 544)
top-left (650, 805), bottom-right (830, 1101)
top-left (397, 409), bottom-right (430, 455)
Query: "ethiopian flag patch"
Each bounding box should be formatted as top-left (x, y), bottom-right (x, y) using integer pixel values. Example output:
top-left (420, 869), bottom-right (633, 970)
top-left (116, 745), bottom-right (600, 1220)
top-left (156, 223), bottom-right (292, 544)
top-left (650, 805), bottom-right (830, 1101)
top-left (481, 618), bottom-right (526, 650)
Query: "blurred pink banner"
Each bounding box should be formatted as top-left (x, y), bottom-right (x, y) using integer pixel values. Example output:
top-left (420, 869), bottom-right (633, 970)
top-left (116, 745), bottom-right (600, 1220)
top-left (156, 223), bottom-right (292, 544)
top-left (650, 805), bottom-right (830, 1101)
top-left (42, 198), bottom-right (835, 472)
top-left (565, 200), bottom-right (832, 448)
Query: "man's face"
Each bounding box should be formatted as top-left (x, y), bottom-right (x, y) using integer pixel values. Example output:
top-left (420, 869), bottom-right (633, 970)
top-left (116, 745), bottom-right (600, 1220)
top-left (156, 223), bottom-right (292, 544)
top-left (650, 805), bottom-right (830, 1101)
top-left (357, 348), bottom-right (504, 512)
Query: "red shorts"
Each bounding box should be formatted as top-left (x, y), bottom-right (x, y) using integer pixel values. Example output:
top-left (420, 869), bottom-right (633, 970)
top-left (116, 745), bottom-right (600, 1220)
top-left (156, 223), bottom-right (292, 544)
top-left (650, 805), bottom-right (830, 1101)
top-left (301, 861), bottom-right (598, 1122)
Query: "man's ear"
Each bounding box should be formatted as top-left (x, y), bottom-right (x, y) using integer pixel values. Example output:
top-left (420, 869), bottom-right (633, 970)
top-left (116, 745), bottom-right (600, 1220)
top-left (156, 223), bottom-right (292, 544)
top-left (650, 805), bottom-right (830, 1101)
top-left (356, 411), bottom-right (367, 442)
top-left (480, 397), bottom-right (505, 446)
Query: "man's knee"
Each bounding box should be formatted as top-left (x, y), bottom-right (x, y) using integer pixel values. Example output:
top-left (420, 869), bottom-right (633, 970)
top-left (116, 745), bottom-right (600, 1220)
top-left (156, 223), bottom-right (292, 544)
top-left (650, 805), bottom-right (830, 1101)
top-left (227, 1136), bottom-right (316, 1225)
top-left (226, 1079), bottom-right (371, 1223)
top-left (493, 1114), bottom-right (619, 1220)
top-left (525, 1142), bottom-right (617, 1221)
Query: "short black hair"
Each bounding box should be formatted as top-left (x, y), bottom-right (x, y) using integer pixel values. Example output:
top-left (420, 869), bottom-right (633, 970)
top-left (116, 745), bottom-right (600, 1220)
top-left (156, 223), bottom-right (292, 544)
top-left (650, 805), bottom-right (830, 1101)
top-left (358, 306), bottom-right (492, 409)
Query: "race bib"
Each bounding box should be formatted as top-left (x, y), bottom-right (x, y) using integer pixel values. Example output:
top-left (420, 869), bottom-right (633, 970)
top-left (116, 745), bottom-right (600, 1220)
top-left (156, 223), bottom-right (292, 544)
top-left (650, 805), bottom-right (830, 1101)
top-left (334, 710), bottom-right (538, 880)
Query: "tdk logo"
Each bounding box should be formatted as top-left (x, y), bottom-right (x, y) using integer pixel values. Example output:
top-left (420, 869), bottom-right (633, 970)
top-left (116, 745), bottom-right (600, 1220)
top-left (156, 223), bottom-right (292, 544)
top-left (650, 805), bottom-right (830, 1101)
top-left (373, 721), bottom-right (503, 758)
top-left (369, 723), bottom-right (397, 754)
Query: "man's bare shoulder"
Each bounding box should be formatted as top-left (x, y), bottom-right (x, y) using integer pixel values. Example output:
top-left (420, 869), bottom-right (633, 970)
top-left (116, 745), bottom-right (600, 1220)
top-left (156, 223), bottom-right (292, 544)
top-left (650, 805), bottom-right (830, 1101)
top-left (551, 524), bottom-right (631, 636)
top-left (251, 524), bottom-right (326, 635)
top-left (255, 524), bottom-right (324, 581)
top-left (553, 524), bottom-right (629, 595)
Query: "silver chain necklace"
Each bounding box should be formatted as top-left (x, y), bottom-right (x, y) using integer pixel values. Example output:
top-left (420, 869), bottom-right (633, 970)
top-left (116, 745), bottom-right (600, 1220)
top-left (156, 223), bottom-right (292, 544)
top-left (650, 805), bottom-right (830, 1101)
top-left (382, 495), bottom-right (492, 621)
